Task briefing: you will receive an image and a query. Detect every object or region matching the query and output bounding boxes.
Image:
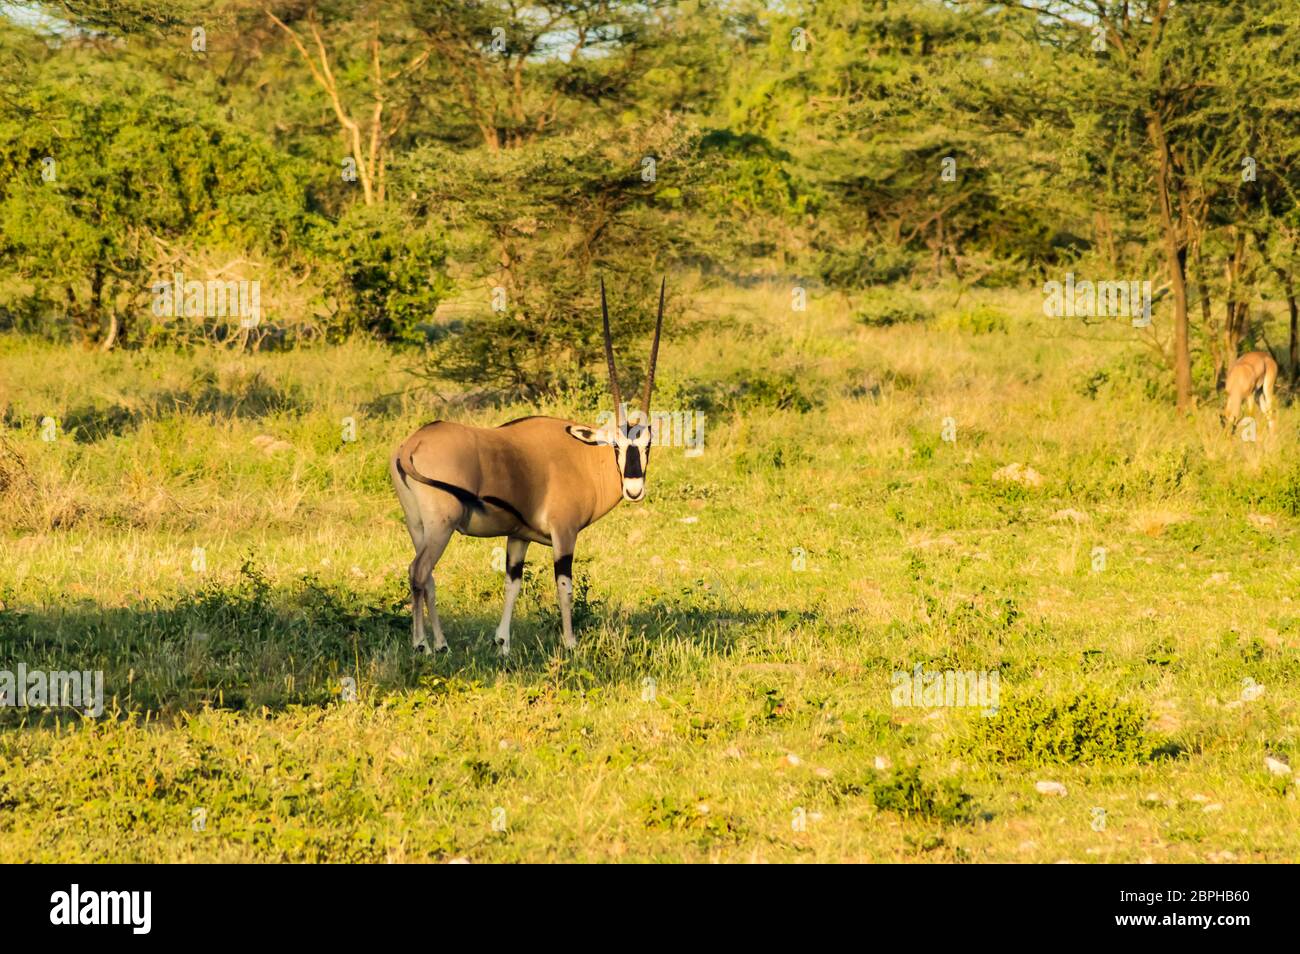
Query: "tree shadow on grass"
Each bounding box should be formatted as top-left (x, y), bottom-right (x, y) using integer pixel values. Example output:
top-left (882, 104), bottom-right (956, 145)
top-left (0, 571), bottom-right (787, 727)
top-left (58, 371), bottom-right (302, 443)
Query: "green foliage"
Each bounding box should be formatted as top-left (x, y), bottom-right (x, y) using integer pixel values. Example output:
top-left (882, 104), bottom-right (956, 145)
top-left (853, 290), bottom-right (934, 327)
top-left (641, 794), bottom-right (741, 841)
top-left (0, 62), bottom-right (321, 344)
top-left (960, 690), bottom-right (1154, 766)
top-left (870, 766), bottom-right (976, 825)
top-left (328, 204), bottom-right (451, 343)
top-left (821, 243), bottom-right (918, 288)
top-left (951, 304), bottom-right (1008, 336)
top-left (397, 119), bottom-right (707, 394)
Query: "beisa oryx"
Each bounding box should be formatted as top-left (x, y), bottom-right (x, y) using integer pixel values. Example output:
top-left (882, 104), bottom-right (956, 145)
top-left (1221, 350), bottom-right (1278, 434)
top-left (390, 278), bottom-right (667, 655)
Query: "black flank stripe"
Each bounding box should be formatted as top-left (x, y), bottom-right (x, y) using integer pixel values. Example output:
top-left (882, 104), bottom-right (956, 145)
top-left (399, 463), bottom-right (482, 511)
top-left (401, 457), bottom-right (542, 536)
top-left (483, 496), bottom-right (546, 537)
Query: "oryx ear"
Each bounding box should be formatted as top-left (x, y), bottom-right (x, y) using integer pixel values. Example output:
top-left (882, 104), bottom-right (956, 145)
top-left (566, 424), bottom-right (608, 445)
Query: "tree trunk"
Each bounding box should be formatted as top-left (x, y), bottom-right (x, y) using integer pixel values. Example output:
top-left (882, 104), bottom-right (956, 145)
top-left (1288, 273), bottom-right (1299, 386)
top-left (1149, 112), bottom-right (1192, 410)
top-left (1195, 257), bottom-right (1218, 389)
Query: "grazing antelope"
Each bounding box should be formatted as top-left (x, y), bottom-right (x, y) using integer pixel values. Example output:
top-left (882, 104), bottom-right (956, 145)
top-left (1222, 350), bottom-right (1278, 434)
top-left (390, 279), bottom-right (666, 656)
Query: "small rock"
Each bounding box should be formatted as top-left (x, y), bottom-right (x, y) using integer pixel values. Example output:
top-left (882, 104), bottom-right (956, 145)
top-left (1264, 756), bottom-right (1292, 776)
top-left (992, 462), bottom-right (1044, 488)
top-left (251, 434), bottom-right (293, 456)
top-left (1035, 780), bottom-right (1068, 797)
top-left (1050, 508), bottom-right (1089, 524)
top-left (873, 756), bottom-right (891, 770)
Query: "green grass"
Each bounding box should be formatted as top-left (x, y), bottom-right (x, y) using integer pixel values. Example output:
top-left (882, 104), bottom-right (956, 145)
top-left (0, 283), bottom-right (1298, 862)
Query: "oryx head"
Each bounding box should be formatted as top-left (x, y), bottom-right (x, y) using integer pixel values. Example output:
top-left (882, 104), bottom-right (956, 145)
top-left (567, 277), bottom-right (666, 503)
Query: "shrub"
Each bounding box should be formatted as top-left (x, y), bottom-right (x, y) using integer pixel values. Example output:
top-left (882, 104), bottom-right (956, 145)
top-left (958, 689), bottom-right (1153, 765)
top-left (954, 303), bottom-right (1008, 335)
top-left (328, 203), bottom-right (451, 343)
top-left (870, 766), bottom-right (976, 824)
top-left (853, 290), bottom-right (934, 328)
top-left (818, 242), bottom-right (917, 288)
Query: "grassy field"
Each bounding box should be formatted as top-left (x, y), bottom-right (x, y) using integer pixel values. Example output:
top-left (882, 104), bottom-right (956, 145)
top-left (1, 283), bottom-right (1298, 862)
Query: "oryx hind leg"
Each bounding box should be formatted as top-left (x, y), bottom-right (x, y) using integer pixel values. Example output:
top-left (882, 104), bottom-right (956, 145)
top-left (1261, 368), bottom-right (1278, 431)
top-left (409, 524), bottom-right (455, 654)
top-left (495, 536), bottom-right (530, 657)
top-left (392, 460), bottom-right (461, 654)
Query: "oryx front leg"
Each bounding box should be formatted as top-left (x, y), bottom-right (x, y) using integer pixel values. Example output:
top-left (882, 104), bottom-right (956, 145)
top-left (552, 530), bottom-right (578, 650)
top-left (495, 536), bottom-right (529, 657)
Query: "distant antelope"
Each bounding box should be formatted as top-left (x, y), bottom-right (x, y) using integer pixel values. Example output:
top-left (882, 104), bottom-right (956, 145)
top-left (390, 279), bottom-right (666, 655)
top-left (1222, 350), bottom-right (1278, 434)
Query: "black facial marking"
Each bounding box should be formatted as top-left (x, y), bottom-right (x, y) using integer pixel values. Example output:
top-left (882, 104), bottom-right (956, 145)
top-left (624, 445), bottom-right (644, 478)
top-left (554, 554), bottom-right (574, 579)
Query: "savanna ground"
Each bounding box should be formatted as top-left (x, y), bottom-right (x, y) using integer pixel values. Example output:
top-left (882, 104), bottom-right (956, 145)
top-left (1, 283), bottom-right (1298, 863)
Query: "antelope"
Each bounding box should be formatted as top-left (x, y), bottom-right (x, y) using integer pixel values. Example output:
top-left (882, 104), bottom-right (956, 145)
top-left (390, 279), bottom-right (666, 656)
top-left (1222, 350), bottom-right (1278, 434)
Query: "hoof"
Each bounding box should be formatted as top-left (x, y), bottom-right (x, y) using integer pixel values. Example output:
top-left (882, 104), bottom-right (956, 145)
top-left (435, 643), bottom-right (449, 654)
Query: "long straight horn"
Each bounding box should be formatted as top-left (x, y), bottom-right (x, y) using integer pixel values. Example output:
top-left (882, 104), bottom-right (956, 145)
top-left (641, 277), bottom-right (666, 416)
top-left (601, 277), bottom-right (624, 425)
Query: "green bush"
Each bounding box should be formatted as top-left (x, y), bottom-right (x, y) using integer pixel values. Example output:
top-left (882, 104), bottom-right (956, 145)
top-left (959, 689), bottom-right (1153, 765)
top-left (329, 203), bottom-right (451, 343)
top-left (853, 291), bottom-right (934, 327)
top-left (954, 303), bottom-right (1008, 335)
top-left (870, 766), bottom-right (976, 824)
top-left (818, 242), bottom-right (918, 288)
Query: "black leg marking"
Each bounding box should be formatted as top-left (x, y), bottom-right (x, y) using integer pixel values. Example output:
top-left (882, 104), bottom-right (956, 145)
top-left (554, 554), bottom-right (573, 578)
top-left (506, 560), bottom-right (525, 581)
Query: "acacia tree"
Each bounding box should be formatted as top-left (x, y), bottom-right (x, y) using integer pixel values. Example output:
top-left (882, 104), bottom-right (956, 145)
top-left (261, 0), bottom-right (433, 205)
top-left (966, 0), bottom-right (1300, 410)
top-left (407, 0), bottom-right (673, 151)
top-left (724, 0), bottom-right (1066, 287)
top-left (395, 116), bottom-right (700, 395)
